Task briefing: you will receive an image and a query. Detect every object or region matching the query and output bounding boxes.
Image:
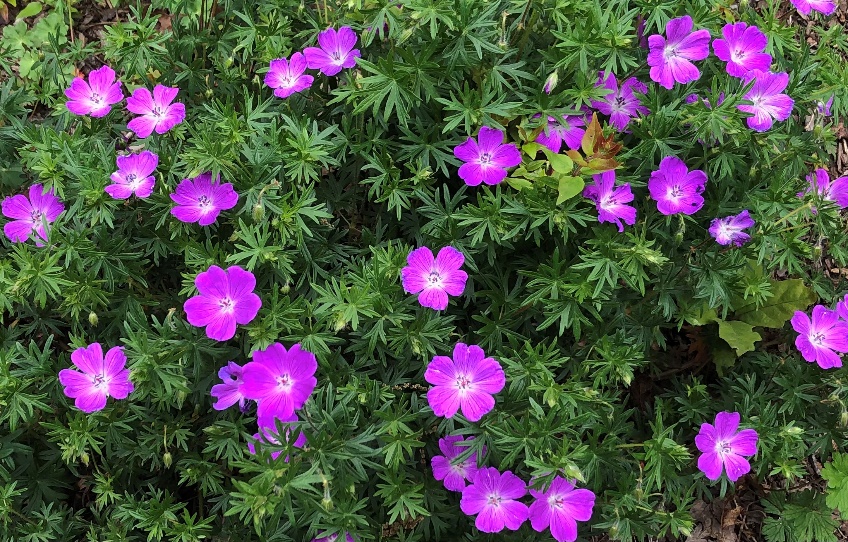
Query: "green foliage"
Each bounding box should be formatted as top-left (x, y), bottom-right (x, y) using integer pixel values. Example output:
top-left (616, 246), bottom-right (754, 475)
top-left (822, 453), bottom-right (848, 519)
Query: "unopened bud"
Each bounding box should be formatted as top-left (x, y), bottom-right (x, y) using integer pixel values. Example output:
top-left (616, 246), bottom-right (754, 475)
top-left (543, 72), bottom-right (558, 95)
top-left (224, 56), bottom-right (234, 68)
top-left (332, 313), bottom-right (348, 332)
top-left (88, 312), bottom-right (99, 326)
top-left (163, 452), bottom-right (173, 468)
top-left (281, 282), bottom-right (290, 294)
top-left (205, 88), bottom-right (214, 98)
top-left (81, 453), bottom-right (90, 466)
top-left (841, 411), bottom-right (848, 427)
top-left (252, 203), bottom-right (265, 222)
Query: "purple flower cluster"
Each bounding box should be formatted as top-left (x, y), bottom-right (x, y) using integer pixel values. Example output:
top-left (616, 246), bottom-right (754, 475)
top-left (264, 27), bottom-right (360, 99)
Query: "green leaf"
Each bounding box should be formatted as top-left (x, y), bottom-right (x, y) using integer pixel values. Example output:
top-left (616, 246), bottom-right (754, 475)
top-left (712, 342), bottom-right (737, 376)
top-left (717, 319), bottom-right (762, 357)
top-left (822, 453), bottom-right (848, 519)
top-left (505, 176), bottom-right (533, 191)
top-left (546, 152), bottom-right (573, 174)
top-left (16, 1), bottom-right (41, 19)
top-left (683, 304), bottom-right (718, 326)
top-left (554, 175), bottom-right (584, 205)
top-left (734, 279), bottom-right (817, 328)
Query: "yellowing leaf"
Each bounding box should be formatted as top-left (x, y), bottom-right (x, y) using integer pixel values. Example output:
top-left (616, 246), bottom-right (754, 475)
top-left (734, 279), bottom-right (817, 328)
top-left (717, 319), bottom-right (762, 357)
top-left (555, 175), bottom-right (584, 205)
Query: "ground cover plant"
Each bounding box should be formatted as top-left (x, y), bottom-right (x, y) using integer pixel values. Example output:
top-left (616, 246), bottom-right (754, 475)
top-left (2, 0), bottom-right (848, 540)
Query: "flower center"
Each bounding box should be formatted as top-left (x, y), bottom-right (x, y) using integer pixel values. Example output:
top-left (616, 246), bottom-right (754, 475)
top-left (151, 106), bottom-right (164, 118)
top-left (479, 152), bottom-right (493, 165)
top-left (548, 494), bottom-right (566, 509)
top-left (599, 194), bottom-right (618, 210)
top-left (90, 92), bottom-right (103, 104)
top-left (810, 332), bottom-right (826, 346)
top-left (276, 373), bottom-right (293, 390)
top-left (332, 51), bottom-right (343, 61)
top-left (716, 440), bottom-right (732, 455)
top-left (455, 373), bottom-right (472, 391)
top-left (197, 195), bottom-right (212, 209)
top-left (732, 48), bottom-right (747, 63)
top-left (219, 297), bottom-right (235, 313)
top-left (663, 46), bottom-right (679, 60)
top-left (487, 494), bottom-right (502, 507)
top-left (427, 271), bottom-right (442, 286)
top-left (30, 209), bottom-right (44, 224)
top-left (92, 373), bottom-right (107, 388)
top-left (668, 185), bottom-right (684, 200)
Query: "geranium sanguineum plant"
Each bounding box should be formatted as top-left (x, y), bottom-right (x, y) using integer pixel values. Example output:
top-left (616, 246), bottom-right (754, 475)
top-left (453, 126), bottom-right (521, 186)
top-left (170, 172), bottom-right (238, 226)
top-left (58, 343), bottom-right (134, 413)
top-left (791, 305), bottom-right (848, 369)
top-left (400, 246), bottom-right (467, 310)
top-left (265, 53), bottom-right (314, 98)
top-left (648, 156), bottom-right (707, 215)
top-left (797, 168), bottom-right (848, 209)
top-left (304, 27), bottom-right (361, 76)
top-left (431, 435), bottom-right (484, 492)
top-left (738, 70), bottom-right (794, 132)
top-left (695, 411), bottom-right (758, 482)
top-left (424, 343), bottom-right (505, 422)
top-left (712, 22), bottom-right (772, 78)
top-left (211, 361), bottom-right (247, 411)
top-left (709, 210), bottom-right (755, 247)
top-left (460, 467), bottom-right (529, 533)
top-left (582, 170), bottom-right (637, 232)
top-left (2, 184), bottom-right (64, 246)
top-left (106, 151), bottom-right (158, 200)
top-left (126, 85), bottom-right (186, 138)
top-left (591, 71), bottom-right (649, 131)
top-left (647, 15), bottom-right (711, 89)
top-left (529, 477), bottom-right (595, 542)
top-left (241, 342), bottom-right (318, 422)
top-left (64, 65), bottom-right (124, 117)
top-left (183, 265), bottom-right (261, 341)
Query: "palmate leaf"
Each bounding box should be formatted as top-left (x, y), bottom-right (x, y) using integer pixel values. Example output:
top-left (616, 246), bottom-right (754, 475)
top-left (733, 278), bottom-right (817, 328)
top-left (822, 453), bottom-right (848, 519)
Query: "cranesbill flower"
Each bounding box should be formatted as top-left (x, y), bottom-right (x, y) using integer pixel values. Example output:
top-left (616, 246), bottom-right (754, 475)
top-left (425, 343), bottom-right (505, 422)
top-left (58, 343), bottom-right (134, 413)
top-left (247, 413), bottom-right (307, 462)
top-left (2, 184), bottom-right (64, 246)
top-left (817, 95), bottom-right (834, 117)
top-left (709, 210), bottom-right (755, 247)
top-left (647, 16), bottom-right (711, 89)
top-left (648, 156), bottom-right (707, 215)
top-left (170, 172), bottom-right (238, 226)
top-left (431, 435), bottom-right (484, 492)
top-left (738, 70), bottom-right (794, 132)
top-left (529, 477), bottom-right (595, 542)
top-left (837, 294), bottom-right (848, 321)
top-left (313, 533), bottom-right (355, 542)
top-left (712, 23), bottom-right (772, 78)
top-left (582, 170), bottom-right (636, 232)
top-left (791, 305), bottom-right (848, 369)
top-left (797, 168), bottom-right (848, 209)
top-left (126, 85), bottom-right (186, 138)
top-left (401, 246), bottom-right (467, 311)
top-left (685, 93), bottom-right (726, 108)
top-left (64, 65), bottom-right (124, 117)
top-left (106, 150), bottom-right (158, 199)
top-left (695, 411), bottom-right (758, 482)
top-left (241, 343), bottom-right (318, 421)
top-left (791, 0), bottom-right (836, 15)
top-left (533, 113), bottom-right (586, 153)
top-left (265, 53), bottom-right (314, 98)
top-left (211, 361), bottom-right (247, 411)
top-left (454, 126), bottom-right (521, 186)
top-left (591, 71), bottom-right (649, 131)
top-left (184, 265), bottom-right (261, 341)
top-left (460, 467), bottom-right (529, 533)
top-left (304, 27), bottom-right (361, 76)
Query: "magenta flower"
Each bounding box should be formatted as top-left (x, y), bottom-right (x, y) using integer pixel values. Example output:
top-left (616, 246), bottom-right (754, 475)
top-left (529, 477), bottom-right (595, 542)
top-left (453, 126), bottom-right (522, 186)
top-left (738, 70), bottom-right (794, 132)
top-left (247, 413), bottom-right (307, 462)
top-left (106, 150), bottom-right (158, 200)
top-left (424, 343), bottom-right (505, 422)
top-left (265, 53), bottom-right (314, 98)
top-left (400, 246), bottom-right (467, 311)
top-left (533, 113), bottom-right (586, 153)
top-left (708, 210), bottom-right (755, 247)
top-left (2, 184), bottom-right (64, 246)
top-left (58, 343), bottom-right (134, 413)
top-left (211, 361), bottom-right (247, 411)
top-left (241, 343), bottom-right (318, 422)
top-left (647, 16), bottom-right (711, 89)
top-left (791, 0), bottom-right (836, 15)
top-left (431, 435), bottom-right (484, 492)
top-left (460, 467), bottom-right (529, 533)
top-left (837, 294), bottom-right (848, 321)
top-left (313, 533), bottom-right (355, 542)
top-left (685, 92), bottom-right (725, 108)
top-left (648, 156), bottom-right (707, 216)
top-left (817, 95), bottom-right (834, 117)
top-left (695, 411), bottom-right (758, 482)
top-left (126, 85), bottom-right (186, 138)
top-left (304, 26), bottom-right (361, 76)
top-left (169, 172), bottom-right (238, 226)
top-left (64, 65), bottom-right (124, 117)
top-left (712, 22), bottom-right (772, 78)
top-left (582, 170), bottom-right (637, 232)
top-left (183, 265), bottom-right (261, 341)
top-left (797, 168), bottom-right (848, 209)
top-left (791, 305), bottom-right (848, 369)
top-left (590, 71), bottom-right (649, 131)
top-left (543, 72), bottom-right (558, 94)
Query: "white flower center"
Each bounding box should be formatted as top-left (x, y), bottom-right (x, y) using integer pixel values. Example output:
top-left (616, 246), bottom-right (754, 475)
top-left (218, 297), bottom-right (235, 313)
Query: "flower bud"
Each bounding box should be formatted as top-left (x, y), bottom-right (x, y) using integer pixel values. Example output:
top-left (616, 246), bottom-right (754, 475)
top-left (281, 282), bottom-right (290, 294)
top-left (163, 452), bottom-right (173, 468)
top-left (205, 88), bottom-right (214, 98)
top-left (841, 411), bottom-right (848, 427)
top-left (81, 452), bottom-right (90, 466)
top-left (88, 312), bottom-right (99, 326)
top-left (543, 72), bottom-right (558, 94)
top-left (252, 203), bottom-right (265, 222)
top-left (332, 313), bottom-right (348, 332)
top-left (224, 56), bottom-right (234, 68)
